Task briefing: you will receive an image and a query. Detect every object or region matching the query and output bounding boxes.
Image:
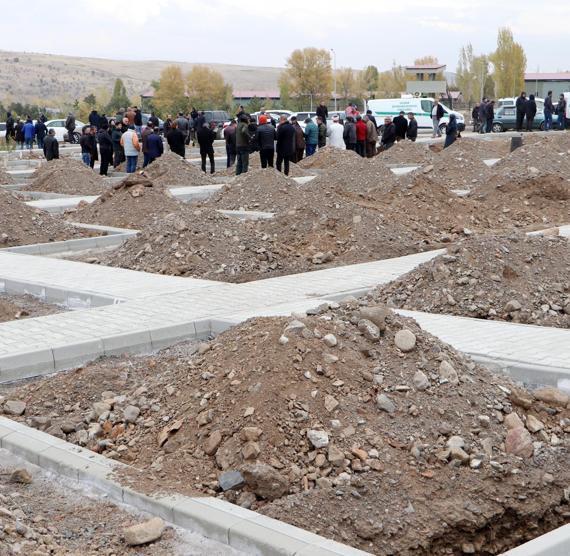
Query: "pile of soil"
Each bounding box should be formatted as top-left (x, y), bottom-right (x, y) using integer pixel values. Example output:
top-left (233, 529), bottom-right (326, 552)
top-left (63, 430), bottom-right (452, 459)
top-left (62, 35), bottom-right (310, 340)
top-left (374, 235), bottom-right (570, 328)
top-left (215, 157), bottom-right (310, 178)
top-left (296, 146), bottom-right (362, 169)
top-left (0, 294), bottom-right (63, 323)
top-left (0, 166), bottom-right (15, 185)
top-left (0, 189), bottom-right (90, 247)
top-left (142, 152), bottom-right (216, 186)
top-left (71, 174), bottom-right (185, 229)
top-left (24, 158), bottom-right (107, 195)
top-left (377, 141), bottom-right (434, 165)
top-left (440, 137), bottom-right (511, 160)
top-left (4, 308), bottom-right (569, 555)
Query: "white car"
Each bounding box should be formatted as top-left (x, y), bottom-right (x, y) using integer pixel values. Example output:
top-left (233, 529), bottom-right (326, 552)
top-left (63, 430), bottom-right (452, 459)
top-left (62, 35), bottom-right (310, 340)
top-left (45, 119), bottom-right (86, 142)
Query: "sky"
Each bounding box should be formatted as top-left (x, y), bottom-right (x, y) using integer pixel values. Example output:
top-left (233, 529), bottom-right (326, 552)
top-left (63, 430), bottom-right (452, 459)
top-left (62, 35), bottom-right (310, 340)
top-left (5, 0), bottom-right (570, 72)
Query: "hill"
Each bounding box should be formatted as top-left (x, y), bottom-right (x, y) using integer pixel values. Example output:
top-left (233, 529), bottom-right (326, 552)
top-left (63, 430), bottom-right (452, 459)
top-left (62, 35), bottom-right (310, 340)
top-left (0, 50), bottom-right (283, 105)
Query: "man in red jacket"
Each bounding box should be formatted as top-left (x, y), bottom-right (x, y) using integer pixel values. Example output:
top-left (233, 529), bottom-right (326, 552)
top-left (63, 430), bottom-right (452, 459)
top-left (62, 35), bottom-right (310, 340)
top-left (355, 115), bottom-right (367, 157)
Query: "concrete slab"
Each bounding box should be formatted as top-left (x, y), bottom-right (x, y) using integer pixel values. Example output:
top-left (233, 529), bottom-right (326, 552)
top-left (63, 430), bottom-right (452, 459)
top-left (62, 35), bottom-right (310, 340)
top-left (25, 196), bottom-right (99, 213)
top-left (502, 524), bottom-right (570, 556)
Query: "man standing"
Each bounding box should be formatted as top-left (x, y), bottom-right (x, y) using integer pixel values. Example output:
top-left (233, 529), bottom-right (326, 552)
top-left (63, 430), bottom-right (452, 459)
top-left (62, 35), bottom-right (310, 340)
top-left (327, 115), bottom-right (344, 149)
top-left (23, 118), bottom-right (35, 150)
top-left (355, 115), bottom-right (367, 157)
top-left (120, 125), bottom-right (141, 173)
top-left (525, 94), bottom-right (537, 131)
top-left (365, 115), bottom-right (378, 158)
top-left (79, 127), bottom-right (92, 166)
top-left (365, 109), bottom-right (377, 129)
top-left (141, 123), bottom-right (154, 167)
top-left (393, 111), bottom-right (408, 141)
top-left (89, 109), bottom-right (100, 129)
top-left (381, 117), bottom-right (396, 150)
top-left (558, 94), bottom-right (567, 130)
top-left (515, 92), bottom-right (527, 132)
top-left (343, 117), bottom-right (357, 151)
top-left (176, 112), bottom-right (189, 144)
top-left (317, 116), bottom-right (327, 149)
top-left (196, 122), bottom-right (216, 174)
top-left (5, 112), bottom-right (15, 147)
top-left (146, 127), bottom-right (164, 168)
top-left (544, 91), bottom-right (554, 131)
top-left (111, 121), bottom-right (125, 168)
top-left (88, 126), bottom-right (98, 169)
top-left (304, 117), bottom-right (319, 157)
top-left (35, 119), bottom-right (47, 150)
top-left (431, 99), bottom-right (444, 138)
top-left (406, 113), bottom-right (418, 141)
top-left (291, 116), bottom-right (305, 162)
top-left (148, 112), bottom-right (160, 129)
top-left (65, 113), bottom-right (76, 143)
top-left (235, 114), bottom-right (252, 175)
top-left (43, 129), bottom-right (59, 161)
top-left (223, 119), bottom-right (237, 168)
top-left (166, 121), bottom-right (186, 158)
top-left (485, 100), bottom-right (495, 134)
top-left (134, 107), bottom-right (143, 136)
top-left (478, 99), bottom-right (488, 133)
top-left (276, 115), bottom-right (296, 176)
top-left (97, 125), bottom-right (113, 176)
top-left (316, 101), bottom-right (328, 125)
top-left (255, 115), bottom-right (276, 168)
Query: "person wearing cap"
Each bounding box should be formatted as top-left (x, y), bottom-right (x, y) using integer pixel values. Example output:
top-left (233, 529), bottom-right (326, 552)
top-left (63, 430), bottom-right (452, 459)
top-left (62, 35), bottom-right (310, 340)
top-left (327, 115), bottom-right (344, 149)
top-left (304, 117), bottom-right (318, 157)
top-left (406, 113), bottom-right (418, 142)
top-left (197, 121), bottom-right (217, 174)
top-left (255, 114), bottom-right (277, 168)
top-left (276, 115), bottom-right (296, 176)
top-left (365, 109), bottom-right (377, 129)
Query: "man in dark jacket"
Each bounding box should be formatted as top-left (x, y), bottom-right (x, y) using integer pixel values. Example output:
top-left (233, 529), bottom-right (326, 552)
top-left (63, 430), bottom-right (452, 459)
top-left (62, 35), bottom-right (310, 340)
top-left (515, 92), bottom-right (527, 132)
top-left (43, 129), bottom-right (59, 161)
top-left (88, 126), bottom-right (98, 169)
top-left (343, 117), bottom-right (356, 151)
top-left (478, 99), bottom-right (488, 133)
top-left (316, 102), bottom-right (328, 124)
top-left (134, 107), bottom-right (143, 135)
top-left (88, 110), bottom-right (100, 128)
top-left (97, 126), bottom-right (113, 176)
top-left (255, 115), bottom-right (276, 168)
top-left (525, 94), bottom-right (537, 131)
top-left (406, 113), bottom-right (418, 141)
top-left (236, 114), bottom-right (252, 175)
top-left (148, 112), bottom-right (160, 129)
top-left (544, 91), bottom-right (554, 131)
top-left (365, 109), bottom-right (377, 129)
top-left (5, 112), bottom-right (15, 146)
top-left (141, 123), bottom-right (154, 167)
top-left (276, 115), bottom-right (296, 176)
top-left (381, 117), bottom-right (396, 150)
top-left (317, 116), bottom-right (327, 149)
top-left (146, 128), bottom-right (164, 167)
top-left (197, 122), bottom-right (217, 174)
top-left (65, 113), bottom-right (76, 143)
top-left (557, 94), bottom-right (567, 130)
top-left (485, 101), bottom-right (495, 134)
top-left (35, 119), bottom-right (47, 149)
top-left (111, 122), bottom-right (125, 167)
top-left (223, 120), bottom-right (237, 168)
top-left (166, 121), bottom-right (186, 158)
top-left (79, 127), bottom-right (92, 166)
top-left (291, 117), bottom-right (305, 162)
top-left (393, 111), bottom-right (408, 141)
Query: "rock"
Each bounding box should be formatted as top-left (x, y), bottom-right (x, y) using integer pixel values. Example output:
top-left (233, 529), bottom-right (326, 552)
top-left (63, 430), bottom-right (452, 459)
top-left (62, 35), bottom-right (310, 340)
top-left (123, 517), bottom-right (165, 546)
top-left (92, 401), bottom-right (111, 418)
top-left (323, 334), bottom-right (338, 347)
top-left (204, 430), bottom-right (223, 456)
top-left (505, 427), bottom-right (534, 458)
top-left (354, 519), bottom-right (383, 540)
top-left (504, 300), bottom-right (522, 312)
top-left (123, 405), bottom-right (140, 424)
top-left (61, 422), bottom-right (77, 434)
top-left (218, 470), bottom-right (245, 491)
top-left (323, 353), bottom-right (339, 364)
top-left (241, 442), bottom-right (261, 460)
top-left (509, 391), bottom-right (533, 409)
top-left (327, 444), bottom-right (345, 466)
top-left (449, 447), bottom-right (470, 463)
top-left (478, 415), bottom-right (491, 428)
top-left (278, 335), bottom-right (289, 345)
top-left (504, 412), bottom-right (524, 430)
top-left (316, 477), bottom-right (332, 489)
top-left (394, 329), bottom-right (416, 352)
top-left (351, 447), bottom-right (368, 461)
top-left (533, 387), bottom-right (569, 408)
top-left (357, 319), bottom-right (380, 342)
top-left (284, 320), bottom-right (306, 334)
top-left (197, 342), bottom-right (211, 355)
top-left (447, 436), bottom-right (465, 449)
top-left (526, 415), bottom-right (545, 433)
top-left (413, 370), bottom-right (430, 391)
top-left (10, 469), bottom-right (32, 484)
top-left (359, 306), bottom-right (389, 331)
top-left (307, 429), bottom-right (329, 449)
top-left (324, 395), bottom-right (339, 412)
top-left (241, 463), bottom-right (289, 500)
top-left (240, 427), bottom-right (263, 442)
top-left (237, 491), bottom-right (257, 509)
top-left (376, 394), bottom-right (396, 414)
top-left (30, 416), bottom-right (51, 431)
top-left (3, 400), bottom-right (26, 416)
top-left (438, 361), bottom-right (459, 385)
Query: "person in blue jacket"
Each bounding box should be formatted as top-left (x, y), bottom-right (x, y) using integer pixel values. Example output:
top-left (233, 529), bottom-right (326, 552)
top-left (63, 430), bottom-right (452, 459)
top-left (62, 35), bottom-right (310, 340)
top-left (304, 118), bottom-right (319, 157)
top-left (23, 118), bottom-right (35, 150)
top-left (145, 127), bottom-right (164, 167)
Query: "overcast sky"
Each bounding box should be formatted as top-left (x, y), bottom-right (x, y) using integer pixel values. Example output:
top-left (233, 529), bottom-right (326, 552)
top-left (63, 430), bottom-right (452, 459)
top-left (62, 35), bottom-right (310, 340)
top-left (6, 0), bottom-right (570, 72)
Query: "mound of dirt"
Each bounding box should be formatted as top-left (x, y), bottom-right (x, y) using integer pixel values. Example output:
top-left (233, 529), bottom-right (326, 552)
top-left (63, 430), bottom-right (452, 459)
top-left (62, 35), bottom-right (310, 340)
top-left (24, 158), bottom-right (107, 195)
top-left (441, 137), bottom-right (511, 160)
top-left (0, 189), bottom-right (89, 247)
top-left (142, 152), bottom-right (216, 186)
top-left (215, 157), bottom-right (311, 178)
top-left (0, 166), bottom-right (15, 185)
top-left (374, 235), bottom-right (570, 328)
top-left (5, 308), bottom-right (569, 555)
top-left (377, 141), bottom-right (434, 165)
top-left (296, 146), bottom-right (362, 169)
top-left (71, 174), bottom-right (185, 229)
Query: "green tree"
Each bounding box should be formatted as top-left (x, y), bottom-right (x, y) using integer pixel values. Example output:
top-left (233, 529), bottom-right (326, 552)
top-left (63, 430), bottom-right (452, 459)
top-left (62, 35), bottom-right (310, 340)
top-left (377, 64), bottom-right (407, 98)
top-left (83, 93), bottom-right (97, 109)
top-left (360, 65), bottom-right (379, 98)
top-left (336, 67), bottom-right (355, 103)
top-left (106, 78), bottom-right (130, 113)
top-left (489, 27), bottom-right (526, 97)
top-left (153, 65), bottom-right (187, 116)
top-left (246, 96), bottom-right (263, 113)
top-left (186, 66), bottom-right (233, 110)
top-left (279, 47), bottom-right (332, 110)
top-left (456, 44), bottom-right (490, 103)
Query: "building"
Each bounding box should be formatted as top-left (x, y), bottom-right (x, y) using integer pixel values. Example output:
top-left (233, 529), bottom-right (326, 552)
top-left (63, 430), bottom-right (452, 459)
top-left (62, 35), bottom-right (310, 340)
top-left (405, 64), bottom-right (447, 97)
top-left (232, 90), bottom-right (280, 104)
top-left (524, 73), bottom-right (570, 98)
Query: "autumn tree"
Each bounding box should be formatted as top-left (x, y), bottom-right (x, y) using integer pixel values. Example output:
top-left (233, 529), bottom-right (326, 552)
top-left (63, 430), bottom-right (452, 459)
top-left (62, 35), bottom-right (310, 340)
top-left (489, 27), bottom-right (526, 97)
top-left (336, 67), bottom-right (355, 103)
top-left (186, 66), bottom-right (233, 110)
top-left (153, 65), bottom-right (187, 116)
top-left (456, 44), bottom-right (492, 103)
top-left (377, 64), bottom-right (407, 98)
top-left (360, 65), bottom-right (379, 98)
top-left (106, 78), bottom-right (130, 112)
top-left (279, 47), bottom-right (332, 109)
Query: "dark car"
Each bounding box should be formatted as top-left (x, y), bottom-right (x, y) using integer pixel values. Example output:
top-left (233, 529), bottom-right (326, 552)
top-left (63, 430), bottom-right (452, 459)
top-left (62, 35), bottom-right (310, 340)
top-left (492, 106), bottom-right (545, 132)
top-left (202, 111), bottom-right (231, 139)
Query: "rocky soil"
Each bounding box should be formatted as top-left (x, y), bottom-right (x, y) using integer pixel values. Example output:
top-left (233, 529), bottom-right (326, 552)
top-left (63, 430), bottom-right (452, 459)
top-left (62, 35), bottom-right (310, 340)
top-left (142, 152), bottom-right (216, 186)
top-left (2, 305), bottom-right (568, 555)
top-left (215, 156), bottom-right (311, 178)
top-left (378, 141), bottom-right (434, 166)
top-left (373, 235), bottom-right (570, 328)
top-left (24, 158), bottom-right (108, 195)
top-left (0, 294), bottom-right (63, 324)
top-left (0, 167), bottom-right (15, 185)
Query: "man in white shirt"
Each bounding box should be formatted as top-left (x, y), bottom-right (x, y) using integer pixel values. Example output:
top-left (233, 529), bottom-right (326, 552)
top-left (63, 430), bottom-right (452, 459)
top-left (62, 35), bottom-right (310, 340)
top-left (431, 99), bottom-right (444, 138)
top-left (327, 115), bottom-right (345, 149)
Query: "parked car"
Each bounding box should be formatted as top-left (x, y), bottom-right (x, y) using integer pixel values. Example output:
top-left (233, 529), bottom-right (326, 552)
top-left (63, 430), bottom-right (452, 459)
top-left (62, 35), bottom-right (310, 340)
top-left (491, 106), bottom-right (545, 132)
top-left (142, 113), bottom-right (164, 134)
top-left (201, 110), bottom-right (231, 139)
top-left (45, 119), bottom-right (86, 143)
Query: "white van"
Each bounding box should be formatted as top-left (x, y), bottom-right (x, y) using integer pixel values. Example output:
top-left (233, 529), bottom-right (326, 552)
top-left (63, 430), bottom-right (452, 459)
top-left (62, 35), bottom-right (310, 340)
top-left (366, 97), bottom-right (464, 133)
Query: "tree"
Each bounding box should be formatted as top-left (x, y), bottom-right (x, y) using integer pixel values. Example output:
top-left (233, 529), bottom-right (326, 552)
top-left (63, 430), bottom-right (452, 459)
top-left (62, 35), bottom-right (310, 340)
top-left (153, 65), bottom-right (187, 116)
top-left (336, 67), bottom-right (356, 103)
top-left (279, 47), bottom-right (332, 110)
top-left (489, 27), bottom-right (526, 98)
top-left (377, 64), bottom-right (407, 98)
top-left (360, 65), bottom-right (379, 98)
top-left (456, 44), bottom-right (490, 104)
top-left (186, 66), bottom-right (232, 110)
top-left (107, 78), bottom-right (130, 113)
top-left (83, 94), bottom-right (96, 109)
top-left (246, 96), bottom-right (263, 113)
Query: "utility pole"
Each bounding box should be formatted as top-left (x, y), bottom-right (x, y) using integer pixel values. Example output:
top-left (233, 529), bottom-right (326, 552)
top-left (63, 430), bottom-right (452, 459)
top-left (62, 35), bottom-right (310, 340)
top-left (331, 48), bottom-right (337, 111)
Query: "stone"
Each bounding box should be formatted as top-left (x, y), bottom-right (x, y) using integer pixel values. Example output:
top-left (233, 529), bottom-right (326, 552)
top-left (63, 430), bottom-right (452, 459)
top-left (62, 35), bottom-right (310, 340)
top-left (376, 394), bottom-right (396, 414)
top-left (359, 306), bottom-right (389, 331)
top-left (284, 320), bottom-right (306, 334)
top-left (316, 477), bottom-right (332, 489)
top-left (504, 300), bottom-right (522, 312)
top-left (123, 405), bottom-right (140, 424)
top-left (447, 436), bottom-right (465, 449)
top-left (29, 416), bottom-right (51, 431)
top-left (240, 427), bottom-right (263, 442)
top-left (278, 335), bottom-right (289, 345)
top-left (504, 412), bottom-right (524, 430)
top-left (123, 517), bottom-right (165, 546)
top-left (449, 447), bottom-right (470, 463)
top-left (237, 491), bottom-right (257, 509)
top-left (394, 329), bottom-right (416, 352)
top-left (327, 444), bottom-right (345, 466)
top-left (351, 447), bottom-right (368, 461)
top-left (241, 463), bottom-right (289, 500)
top-left (323, 334), bottom-right (338, 347)
top-left (323, 353), bottom-right (339, 364)
top-left (307, 429), bottom-right (329, 448)
top-left (241, 442), bottom-right (261, 460)
top-left (10, 469), bottom-right (32, 484)
top-left (533, 387), bottom-right (569, 408)
top-left (204, 430), bottom-right (223, 456)
top-left (324, 395), bottom-right (339, 412)
top-left (92, 401), bottom-right (111, 418)
top-left (526, 415), bottom-right (545, 433)
top-left (197, 343), bottom-right (211, 355)
top-left (438, 361), bottom-right (459, 385)
top-left (413, 370), bottom-right (429, 391)
top-left (218, 470), bottom-right (245, 491)
top-left (505, 427), bottom-right (534, 458)
top-left (61, 422), bottom-right (77, 434)
top-left (478, 415), bottom-right (491, 428)
top-left (3, 400), bottom-right (26, 416)
top-left (357, 319), bottom-right (380, 342)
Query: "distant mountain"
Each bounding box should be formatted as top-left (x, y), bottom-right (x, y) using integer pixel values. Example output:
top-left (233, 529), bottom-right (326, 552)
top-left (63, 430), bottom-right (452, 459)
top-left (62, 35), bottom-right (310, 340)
top-left (0, 50), bottom-right (283, 105)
